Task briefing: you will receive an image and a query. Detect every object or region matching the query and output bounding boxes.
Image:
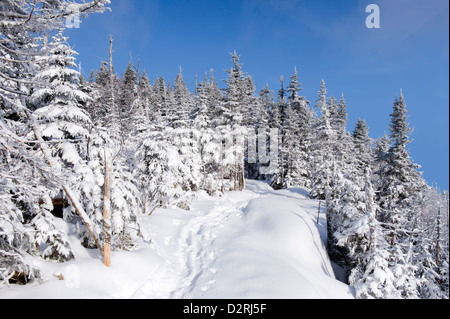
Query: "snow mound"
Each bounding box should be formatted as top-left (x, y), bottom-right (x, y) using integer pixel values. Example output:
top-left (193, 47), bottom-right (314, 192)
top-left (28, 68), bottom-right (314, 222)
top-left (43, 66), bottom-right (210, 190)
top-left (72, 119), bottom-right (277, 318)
top-left (181, 185), bottom-right (353, 299)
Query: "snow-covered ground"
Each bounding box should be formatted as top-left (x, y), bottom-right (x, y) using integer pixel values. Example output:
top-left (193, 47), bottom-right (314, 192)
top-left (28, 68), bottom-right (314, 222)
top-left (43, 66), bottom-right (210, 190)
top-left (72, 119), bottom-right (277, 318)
top-left (0, 181), bottom-right (354, 299)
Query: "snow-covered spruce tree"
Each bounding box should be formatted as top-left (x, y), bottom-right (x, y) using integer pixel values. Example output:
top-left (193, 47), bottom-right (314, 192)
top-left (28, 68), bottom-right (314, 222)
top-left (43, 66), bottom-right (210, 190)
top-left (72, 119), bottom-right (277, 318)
top-left (377, 91), bottom-right (426, 235)
top-left (246, 84), bottom-right (274, 181)
top-left (256, 84), bottom-right (272, 129)
top-left (172, 68), bottom-right (194, 129)
top-left (242, 77), bottom-right (262, 181)
top-left (372, 133), bottom-right (391, 183)
top-left (1, 0), bottom-right (110, 285)
top-left (350, 170), bottom-right (401, 299)
top-left (329, 168), bottom-right (402, 299)
top-left (326, 119), bottom-right (373, 269)
top-left (89, 61), bottom-right (119, 127)
top-left (218, 51), bottom-right (246, 191)
top-left (118, 62), bottom-right (139, 134)
top-left (92, 129), bottom-right (142, 251)
top-left (352, 119), bottom-right (373, 175)
top-left (283, 68), bottom-right (314, 188)
top-left (139, 70), bottom-right (159, 122)
top-left (269, 76), bottom-right (288, 189)
top-left (193, 75), bottom-right (222, 195)
top-left (268, 82), bottom-right (283, 132)
top-left (30, 31), bottom-right (94, 260)
top-left (276, 72), bottom-right (297, 188)
top-left (331, 95), bottom-right (352, 172)
top-left (1, 116), bottom-right (62, 284)
top-left (157, 76), bottom-right (170, 124)
top-left (310, 80), bottom-right (337, 200)
top-left (336, 94), bottom-right (349, 141)
top-left (207, 69), bottom-right (223, 113)
top-left (377, 91), bottom-right (428, 298)
top-left (219, 51), bottom-right (245, 128)
top-left (135, 125), bottom-right (196, 212)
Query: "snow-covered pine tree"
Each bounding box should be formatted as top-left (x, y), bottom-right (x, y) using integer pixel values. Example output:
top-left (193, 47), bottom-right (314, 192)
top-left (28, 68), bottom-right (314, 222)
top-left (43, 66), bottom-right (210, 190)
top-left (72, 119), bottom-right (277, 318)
top-left (170, 71), bottom-right (203, 194)
top-left (192, 74), bottom-right (222, 194)
top-left (257, 84), bottom-right (272, 129)
top-left (1, 4), bottom-right (48, 283)
top-left (30, 30), bottom-right (94, 261)
top-left (156, 76), bottom-right (169, 124)
top-left (284, 68), bottom-right (314, 188)
top-left (332, 94), bottom-right (352, 170)
top-left (328, 166), bottom-right (374, 272)
top-left (205, 69), bottom-right (223, 123)
top-left (193, 73), bottom-right (211, 130)
top-left (377, 91), bottom-right (427, 241)
top-left (246, 84), bottom-right (274, 181)
top-left (269, 76), bottom-right (288, 189)
top-left (219, 51), bottom-right (246, 191)
top-left (268, 82), bottom-right (282, 132)
top-left (372, 133), bottom-right (391, 183)
top-left (118, 62), bottom-right (139, 133)
top-left (349, 169), bottom-right (401, 299)
top-left (221, 51), bottom-right (245, 127)
top-left (315, 79), bottom-right (328, 113)
top-left (172, 68), bottom-right (194, 129)
top-left (310, 80), bottom-right (337, 200)
top-left (240, 75), bottom-right (258, 128)
top-left (135, 125), bottom-right (196, 212)
top-left (352, 119), bottom-right (373, 175)
top-left (328, 168), bottom-right (402, 299)
top-left (377, 91), bottom-right (428, 298)
top-left (1, 0), bottom-right (110, 285)
top-left (337, 94), bottom-right (349, 141)
top-left (1, 116), bottom-right (65, 283)
top-left (139, 70), bottom-right (158, 120)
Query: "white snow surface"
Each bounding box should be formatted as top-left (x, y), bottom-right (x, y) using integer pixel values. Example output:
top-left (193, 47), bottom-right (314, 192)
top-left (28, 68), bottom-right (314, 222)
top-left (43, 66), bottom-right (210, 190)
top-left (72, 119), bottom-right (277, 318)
top-left (0, 181), bottom-right (354, 299)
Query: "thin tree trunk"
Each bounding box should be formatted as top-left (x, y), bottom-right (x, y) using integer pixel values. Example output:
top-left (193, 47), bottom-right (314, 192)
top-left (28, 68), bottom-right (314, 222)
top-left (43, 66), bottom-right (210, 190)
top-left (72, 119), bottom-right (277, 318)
top-left (102, 150), bottom-right (112, 267)
top-left (317, 201), bottom-right (321, 225)
top-left (233, 164), bottom-right (238, 191)
top-left (220, 166), bottom-right (224, 193)
top-left (238, 164), bottom-right (245, 191)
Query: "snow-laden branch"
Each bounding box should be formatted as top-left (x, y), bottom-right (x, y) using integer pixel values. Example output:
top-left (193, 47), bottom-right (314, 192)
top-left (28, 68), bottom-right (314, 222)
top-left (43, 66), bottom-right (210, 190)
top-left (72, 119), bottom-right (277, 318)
top-left (23, 109), bottom-right (104, 257)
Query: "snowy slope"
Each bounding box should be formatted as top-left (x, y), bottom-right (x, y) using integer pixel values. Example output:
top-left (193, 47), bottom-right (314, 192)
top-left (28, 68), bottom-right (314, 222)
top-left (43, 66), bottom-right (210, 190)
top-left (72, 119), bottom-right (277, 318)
top-left (0, 181), bottom-right (354, 299)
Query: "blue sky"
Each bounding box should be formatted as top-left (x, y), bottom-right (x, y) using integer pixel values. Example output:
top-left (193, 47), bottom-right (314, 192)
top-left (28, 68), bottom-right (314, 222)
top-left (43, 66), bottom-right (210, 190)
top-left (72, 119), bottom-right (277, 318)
top-left (65, 0), bottom-right (449, 190)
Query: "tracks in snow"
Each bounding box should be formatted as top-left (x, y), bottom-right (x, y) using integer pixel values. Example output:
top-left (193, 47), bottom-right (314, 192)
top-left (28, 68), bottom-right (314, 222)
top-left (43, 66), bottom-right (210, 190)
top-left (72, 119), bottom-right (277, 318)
top-left (171, 196), bottom-right (252, 298)
top-left (130, 192), bottom-right (257, 299)
top-left (130, 182), bottom-right (314, 299)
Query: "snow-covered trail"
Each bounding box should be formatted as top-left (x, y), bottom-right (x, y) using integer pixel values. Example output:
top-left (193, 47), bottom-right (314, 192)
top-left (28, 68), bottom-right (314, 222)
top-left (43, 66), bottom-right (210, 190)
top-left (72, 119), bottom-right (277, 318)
top-left (132, 181), bottom-right (352, 299)
top-left (132, 184), bottom-right (261, 299)
top-left (0, 181), bottom-right (354, 299)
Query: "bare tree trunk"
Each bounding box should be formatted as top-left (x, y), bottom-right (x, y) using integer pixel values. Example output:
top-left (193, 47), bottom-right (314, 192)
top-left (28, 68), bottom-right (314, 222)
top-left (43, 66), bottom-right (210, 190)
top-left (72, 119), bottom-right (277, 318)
top-left (233, 164), bottom-right (238, 191)
top-left (317, 201), bottom-right (321, 225)
top-left (142, 193), bottom-right (148, 215)
top-left (238, 164), bottom-right (244, 191)
top-left (220, 166), bottom-right (224, 193)
top-left (102, 150), bottom-right (112, 267)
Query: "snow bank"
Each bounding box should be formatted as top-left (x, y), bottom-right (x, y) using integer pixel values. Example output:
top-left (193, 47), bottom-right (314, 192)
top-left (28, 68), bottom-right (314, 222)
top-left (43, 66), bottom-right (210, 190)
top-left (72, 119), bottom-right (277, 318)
top-left (0, 181), bottom-right (354, 299)
top-left (181, 182), bottom-right (353, 299)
